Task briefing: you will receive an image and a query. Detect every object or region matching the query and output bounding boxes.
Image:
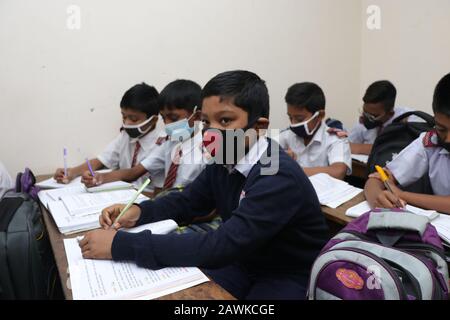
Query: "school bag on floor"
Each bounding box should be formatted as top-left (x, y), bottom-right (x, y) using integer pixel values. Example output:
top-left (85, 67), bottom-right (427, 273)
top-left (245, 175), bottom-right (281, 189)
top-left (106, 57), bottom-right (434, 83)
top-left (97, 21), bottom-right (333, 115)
top-left (366, 111), bottom-right (435, 193)
top-left (0, 168), bottom-right (60, 299)
top-left (308, 208), bottom-right (449, 300)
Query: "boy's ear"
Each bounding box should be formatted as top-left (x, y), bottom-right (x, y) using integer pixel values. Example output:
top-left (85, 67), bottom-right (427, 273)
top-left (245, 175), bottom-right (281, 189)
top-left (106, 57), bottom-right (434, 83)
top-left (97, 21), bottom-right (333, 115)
top-left (189, 110), bottom-right (201, 126)
top-left (318, 109), bottom-right (326, 119)
top-left (255, 117), bottom-right (270, 130)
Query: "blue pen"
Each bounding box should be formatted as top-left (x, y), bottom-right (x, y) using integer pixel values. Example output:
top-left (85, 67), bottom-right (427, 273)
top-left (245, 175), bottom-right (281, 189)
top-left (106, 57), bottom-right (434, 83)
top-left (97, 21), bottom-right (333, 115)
top-left (63, 147), bottom-right (68, 177)
top-left (86, 158), bottom-right (95, 177)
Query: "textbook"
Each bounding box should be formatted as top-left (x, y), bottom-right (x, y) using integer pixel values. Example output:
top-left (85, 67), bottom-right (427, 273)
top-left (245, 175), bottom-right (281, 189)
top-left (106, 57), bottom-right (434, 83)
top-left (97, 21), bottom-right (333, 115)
top-left (64, 221), bottom-right (210, 300)
top-left (309, 173), bottom-right (363, 208)
top-left (60, 189), bottom-right (147, 217)
top-left (47, 192), bottom-right (150, 235)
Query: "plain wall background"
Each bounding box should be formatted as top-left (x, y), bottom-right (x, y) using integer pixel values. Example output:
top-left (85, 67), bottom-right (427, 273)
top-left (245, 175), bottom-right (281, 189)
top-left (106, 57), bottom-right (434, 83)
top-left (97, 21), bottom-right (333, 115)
top-left (360, 0), bottom-right (450, 119)
top-left (0, 0), bottom-right (448, 176)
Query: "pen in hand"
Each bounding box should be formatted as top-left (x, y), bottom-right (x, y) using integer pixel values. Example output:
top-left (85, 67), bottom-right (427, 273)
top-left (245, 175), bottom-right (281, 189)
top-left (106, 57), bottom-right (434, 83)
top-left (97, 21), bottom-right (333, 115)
top-left (375, 165), bottom-right (404, 208)
top-left (110, 178), bottom-right (151, 230)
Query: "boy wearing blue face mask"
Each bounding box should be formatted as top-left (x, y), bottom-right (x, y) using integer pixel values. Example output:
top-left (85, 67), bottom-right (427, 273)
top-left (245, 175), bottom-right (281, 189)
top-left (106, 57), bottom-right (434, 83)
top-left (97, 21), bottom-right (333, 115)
top-left (84, 80), bottom-right (205, 193)
top-left (278, 82), bottom-right (352, 180)
top-left (54, 83), bottom-right (166, 192)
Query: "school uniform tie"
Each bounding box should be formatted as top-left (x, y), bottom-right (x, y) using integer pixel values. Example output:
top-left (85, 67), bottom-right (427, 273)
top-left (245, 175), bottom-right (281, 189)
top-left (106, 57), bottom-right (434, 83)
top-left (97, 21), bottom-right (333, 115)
top-left (131, 141), bottom-right (141, 167)
top-left (163, 147), bottom-right (182, 189)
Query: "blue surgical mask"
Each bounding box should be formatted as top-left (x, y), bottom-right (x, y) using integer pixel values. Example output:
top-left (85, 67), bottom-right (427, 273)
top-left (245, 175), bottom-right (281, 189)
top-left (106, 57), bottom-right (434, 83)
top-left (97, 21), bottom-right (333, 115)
top-left (165, 107), bottom-right (197, 142)
top-left (290, 112), bottom-right (321, 138)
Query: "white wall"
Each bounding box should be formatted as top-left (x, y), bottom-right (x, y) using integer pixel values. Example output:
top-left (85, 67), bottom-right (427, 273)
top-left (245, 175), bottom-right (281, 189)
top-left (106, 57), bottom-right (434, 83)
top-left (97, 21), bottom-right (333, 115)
top-left (360, 0), bottom-right (450, 115)
top-left (0, 0), bottom-right (363, 176)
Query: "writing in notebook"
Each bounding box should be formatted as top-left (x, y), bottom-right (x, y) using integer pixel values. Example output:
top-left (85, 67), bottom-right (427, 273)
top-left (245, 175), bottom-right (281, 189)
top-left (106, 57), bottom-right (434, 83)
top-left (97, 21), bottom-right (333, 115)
top-left (64, 220), bottom-right (209, 300)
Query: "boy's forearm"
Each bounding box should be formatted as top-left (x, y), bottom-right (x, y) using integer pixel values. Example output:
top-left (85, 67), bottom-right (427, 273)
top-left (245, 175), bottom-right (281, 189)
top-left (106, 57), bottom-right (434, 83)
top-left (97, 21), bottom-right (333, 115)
top-left (397, 191), bottom-right (450, 214)
top-left (350, 143), bottom-right (372, 155)
top-left (364, 177), bottom-right (386, 207)
top-left (71, 158), bottom-right (104, 177)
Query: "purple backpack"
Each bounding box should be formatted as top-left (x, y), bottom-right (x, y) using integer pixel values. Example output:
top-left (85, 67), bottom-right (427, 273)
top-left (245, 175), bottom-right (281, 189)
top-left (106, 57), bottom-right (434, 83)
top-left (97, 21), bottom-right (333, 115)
top-left (15, 168), bottom-right (40, 201)
top-left (308, 209), bottom-right (449, 300)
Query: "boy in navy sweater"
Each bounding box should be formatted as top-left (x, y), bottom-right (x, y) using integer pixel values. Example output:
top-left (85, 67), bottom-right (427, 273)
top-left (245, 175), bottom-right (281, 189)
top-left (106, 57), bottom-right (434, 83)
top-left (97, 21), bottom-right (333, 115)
top-left (79, 70), bottom-right (329, 300)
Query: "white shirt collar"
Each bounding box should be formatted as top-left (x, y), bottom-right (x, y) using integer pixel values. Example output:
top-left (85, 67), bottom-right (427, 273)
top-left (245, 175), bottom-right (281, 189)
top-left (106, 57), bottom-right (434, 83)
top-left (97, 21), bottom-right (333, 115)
top-left (233, 137), bottom-right (269, 178)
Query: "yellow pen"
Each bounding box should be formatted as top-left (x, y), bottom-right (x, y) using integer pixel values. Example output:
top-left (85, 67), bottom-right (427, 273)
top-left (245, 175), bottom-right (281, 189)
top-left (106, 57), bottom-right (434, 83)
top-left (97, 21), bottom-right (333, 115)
top-left (375, 165), bottom-right (403, 208)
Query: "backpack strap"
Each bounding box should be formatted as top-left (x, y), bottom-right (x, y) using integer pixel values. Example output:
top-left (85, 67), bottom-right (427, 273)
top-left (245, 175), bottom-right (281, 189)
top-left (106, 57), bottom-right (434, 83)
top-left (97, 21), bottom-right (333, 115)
top-left (392, 111), bottom-right (435, 127)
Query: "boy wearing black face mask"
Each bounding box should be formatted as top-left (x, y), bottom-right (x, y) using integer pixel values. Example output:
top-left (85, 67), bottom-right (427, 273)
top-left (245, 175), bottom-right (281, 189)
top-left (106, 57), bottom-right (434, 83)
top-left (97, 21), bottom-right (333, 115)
top-left (349, 80), bottom-right (417, 155)
top-left (78, 70), bottom-right (329, 300)
top-left (54, 83), bottom-right (166, 192)
top-left (365, 73), bottom-right (450, 214)
top-left (277, 82), bottom-right (351, 180)
top-left (84, 79), bottom-right (205, 194)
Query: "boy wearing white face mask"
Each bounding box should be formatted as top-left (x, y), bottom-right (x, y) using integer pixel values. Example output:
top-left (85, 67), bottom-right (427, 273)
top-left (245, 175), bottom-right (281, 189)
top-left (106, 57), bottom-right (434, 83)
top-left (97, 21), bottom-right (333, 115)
top-left (87, 80), bottom-right (206, 194)
top-left (278, 82), bottom-right (352, 180)
top-left (54, 83), bottom-right (166, 192)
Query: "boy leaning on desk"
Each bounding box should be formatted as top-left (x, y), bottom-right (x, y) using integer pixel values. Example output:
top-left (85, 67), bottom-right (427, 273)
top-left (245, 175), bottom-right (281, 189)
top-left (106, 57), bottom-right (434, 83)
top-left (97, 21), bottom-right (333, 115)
top-left (77, 70), bottom-right (330, 300)
top-left (365, 73), bottom-right (450, 215)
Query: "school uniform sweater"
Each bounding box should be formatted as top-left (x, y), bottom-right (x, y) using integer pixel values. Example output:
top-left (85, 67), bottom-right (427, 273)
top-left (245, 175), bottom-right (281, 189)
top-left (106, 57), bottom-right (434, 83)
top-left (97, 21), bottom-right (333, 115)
top-left (111, 138), bottom-right (329, 277)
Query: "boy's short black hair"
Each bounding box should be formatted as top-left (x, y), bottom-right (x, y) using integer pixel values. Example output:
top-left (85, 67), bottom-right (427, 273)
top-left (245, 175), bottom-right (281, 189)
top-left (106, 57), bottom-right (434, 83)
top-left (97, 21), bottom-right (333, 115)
top-left (120, 83), bottom-right (159, 118)
top-left (158, 79), bottom-right (202, 112)
top-left (202, 70), bottom-right (270, 120)
top-left (285, 82), bottom-right (326, 113)
top-left (433, 73), bottom-right (450, 117)
top-left (363, 80), bottom-right (397, 112)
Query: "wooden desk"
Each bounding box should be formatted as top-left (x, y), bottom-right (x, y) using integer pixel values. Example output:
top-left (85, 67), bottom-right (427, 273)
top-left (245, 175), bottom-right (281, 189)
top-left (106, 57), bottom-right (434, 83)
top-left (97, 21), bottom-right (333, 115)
top-left (351, 160), bottom-right (367, 180)
top-left (321, 193), bottom-right (366, 226)
top-left (37, 175), bottom-right (235, 300)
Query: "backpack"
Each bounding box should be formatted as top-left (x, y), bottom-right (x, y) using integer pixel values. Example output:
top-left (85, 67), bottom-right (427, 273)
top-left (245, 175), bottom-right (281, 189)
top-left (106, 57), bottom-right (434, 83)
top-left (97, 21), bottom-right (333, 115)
top-left (366, 111), bottom-right (435, 193)
top-left (0, 168), bottom-right (59, 299)
top-left (308, 209), bottom-right (449, 300)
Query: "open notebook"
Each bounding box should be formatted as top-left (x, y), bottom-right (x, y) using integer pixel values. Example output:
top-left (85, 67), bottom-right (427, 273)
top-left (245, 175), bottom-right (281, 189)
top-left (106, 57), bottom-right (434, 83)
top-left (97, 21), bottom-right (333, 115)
top-left (46, 190), bottom-right (149, 235)
top-left (64, 220), bottom-right (210, 300)
top-left (309, 173), bottom-right (362, 208)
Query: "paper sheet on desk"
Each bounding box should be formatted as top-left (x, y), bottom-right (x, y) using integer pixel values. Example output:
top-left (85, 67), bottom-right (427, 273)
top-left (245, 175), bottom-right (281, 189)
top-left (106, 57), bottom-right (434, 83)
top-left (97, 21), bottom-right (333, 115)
top-left (351, 154), bottom-right (369, 164)
top-left (345, 201), bottom-right (441, 221)
top-left (309, 173), bottom-right (363, 209)
top-left (64, 220), bottom-right (209, 300)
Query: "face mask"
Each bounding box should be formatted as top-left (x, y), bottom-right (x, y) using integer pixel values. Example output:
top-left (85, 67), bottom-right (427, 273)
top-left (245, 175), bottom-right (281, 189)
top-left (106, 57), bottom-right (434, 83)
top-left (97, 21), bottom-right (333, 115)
top-left (437, 134), bottom-right (450, 152)
top-left (123, 115), bottom-right (156, 139)
top-left (165, 107), bottom-right (198, 142)
top-left (290, 112), bottom-right (321, 138)
top-left (202, 117), bottom-right (257, 165)
top-left (361, 112), bottom-right (384, 130)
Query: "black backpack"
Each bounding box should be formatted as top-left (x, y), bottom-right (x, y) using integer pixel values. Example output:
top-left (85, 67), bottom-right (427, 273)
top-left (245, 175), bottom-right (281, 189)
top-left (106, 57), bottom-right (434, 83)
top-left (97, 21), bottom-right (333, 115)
top-left (0, 169), bottom-right (60, 299)
top-left (367, 111), bottom-right (435, 193)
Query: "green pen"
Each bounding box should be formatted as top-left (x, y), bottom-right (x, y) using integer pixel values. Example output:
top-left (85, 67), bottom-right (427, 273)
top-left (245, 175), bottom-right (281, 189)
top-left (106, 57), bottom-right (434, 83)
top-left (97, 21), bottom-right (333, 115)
top-left (111, 178), bottom-right (151, 229)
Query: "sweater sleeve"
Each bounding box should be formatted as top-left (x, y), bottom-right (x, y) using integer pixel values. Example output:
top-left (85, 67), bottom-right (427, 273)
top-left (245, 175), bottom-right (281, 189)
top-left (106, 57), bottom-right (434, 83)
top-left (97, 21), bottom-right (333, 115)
top-left (111, 167), bottom-right (311, 269)
top-left (133, 166), bottom-right (216, 226)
